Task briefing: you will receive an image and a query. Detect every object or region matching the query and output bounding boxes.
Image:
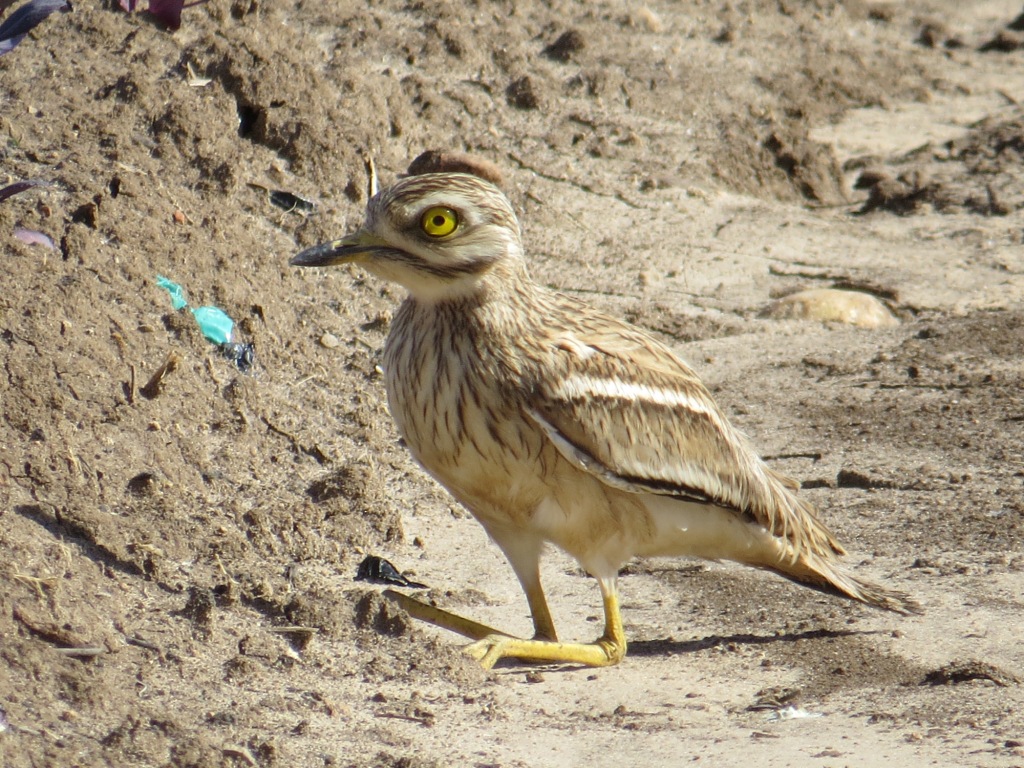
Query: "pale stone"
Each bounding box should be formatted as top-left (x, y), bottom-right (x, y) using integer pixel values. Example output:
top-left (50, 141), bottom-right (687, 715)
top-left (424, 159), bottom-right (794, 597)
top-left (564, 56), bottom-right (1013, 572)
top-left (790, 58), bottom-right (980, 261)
top-left (764, 288), bottom-right (899, 328)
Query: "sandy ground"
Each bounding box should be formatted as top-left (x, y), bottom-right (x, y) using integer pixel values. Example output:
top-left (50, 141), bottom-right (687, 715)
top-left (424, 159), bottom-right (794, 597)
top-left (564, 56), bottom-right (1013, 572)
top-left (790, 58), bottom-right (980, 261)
top-left (2, 1), bottom-right (1024, 766)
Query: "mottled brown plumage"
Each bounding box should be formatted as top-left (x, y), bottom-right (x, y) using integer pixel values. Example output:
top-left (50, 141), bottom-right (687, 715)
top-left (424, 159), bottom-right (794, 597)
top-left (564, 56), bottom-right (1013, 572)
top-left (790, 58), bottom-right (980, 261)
top-left (291, 170), bottom-right (919, 668)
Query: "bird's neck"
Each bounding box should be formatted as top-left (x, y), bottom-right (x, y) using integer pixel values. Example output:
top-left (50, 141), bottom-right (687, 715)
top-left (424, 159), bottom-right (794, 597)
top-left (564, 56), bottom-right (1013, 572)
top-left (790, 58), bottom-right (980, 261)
top-left (398, 269), bottom-right (548, 355)
top-left (402, 253), bottom-right (536, 309)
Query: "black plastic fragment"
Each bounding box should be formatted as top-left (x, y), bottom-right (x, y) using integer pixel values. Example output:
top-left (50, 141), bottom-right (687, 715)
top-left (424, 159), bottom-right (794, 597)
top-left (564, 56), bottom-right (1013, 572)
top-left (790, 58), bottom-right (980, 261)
top-left (268, 189), bottom-right (316, 214)
top-left (219, 341), bottom-right (255, 373)
top-left (355, 555), bottom-right (427, 589)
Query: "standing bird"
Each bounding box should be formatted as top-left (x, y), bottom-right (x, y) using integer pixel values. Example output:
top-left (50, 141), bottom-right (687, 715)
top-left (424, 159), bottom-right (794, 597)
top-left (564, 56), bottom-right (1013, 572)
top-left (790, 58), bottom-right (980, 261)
top-left (291, 169), bottom-right (918, 669)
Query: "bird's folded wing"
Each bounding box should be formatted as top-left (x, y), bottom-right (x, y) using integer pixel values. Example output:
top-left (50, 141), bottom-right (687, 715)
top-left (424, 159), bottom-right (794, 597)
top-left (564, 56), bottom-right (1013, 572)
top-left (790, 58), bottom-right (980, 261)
top-left (526, 324), bottom-right (842, 556)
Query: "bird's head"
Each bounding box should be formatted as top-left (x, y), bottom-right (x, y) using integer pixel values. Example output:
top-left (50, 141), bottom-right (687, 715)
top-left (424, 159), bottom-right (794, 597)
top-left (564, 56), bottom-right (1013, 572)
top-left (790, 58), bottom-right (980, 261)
top-left (291, 172), bottom-right (526, 303)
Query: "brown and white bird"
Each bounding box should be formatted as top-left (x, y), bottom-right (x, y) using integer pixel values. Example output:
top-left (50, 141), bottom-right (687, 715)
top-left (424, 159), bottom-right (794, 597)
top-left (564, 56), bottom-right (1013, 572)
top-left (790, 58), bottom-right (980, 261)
top-left (291, 168), bottom-right (919, 669)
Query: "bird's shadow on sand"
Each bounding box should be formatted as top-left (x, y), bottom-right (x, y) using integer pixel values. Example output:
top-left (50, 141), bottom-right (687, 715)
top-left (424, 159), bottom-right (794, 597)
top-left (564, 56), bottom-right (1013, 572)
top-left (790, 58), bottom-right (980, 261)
top-left (492, 627), bottom-right (878, 671)
top-left (628, 626), bottom-right (873, 657)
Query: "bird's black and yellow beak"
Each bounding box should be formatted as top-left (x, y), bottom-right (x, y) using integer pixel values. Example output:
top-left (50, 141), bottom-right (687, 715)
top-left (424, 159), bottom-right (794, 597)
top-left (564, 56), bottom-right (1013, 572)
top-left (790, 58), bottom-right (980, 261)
top-left (290, 230), bottom-right (387, 267)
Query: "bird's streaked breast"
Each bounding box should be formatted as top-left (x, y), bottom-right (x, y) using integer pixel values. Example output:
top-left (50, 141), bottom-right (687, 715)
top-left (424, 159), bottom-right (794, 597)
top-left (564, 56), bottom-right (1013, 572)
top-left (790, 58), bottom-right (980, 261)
top-left (382, 297), bottom-right (545, 516)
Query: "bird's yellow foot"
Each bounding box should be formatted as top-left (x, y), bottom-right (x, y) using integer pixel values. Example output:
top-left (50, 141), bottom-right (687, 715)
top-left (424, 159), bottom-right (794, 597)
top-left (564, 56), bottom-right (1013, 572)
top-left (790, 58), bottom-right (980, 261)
top-left (384, 585), bottom-right (629, 669)
top-left (464, 633), bottom-right (626, 670)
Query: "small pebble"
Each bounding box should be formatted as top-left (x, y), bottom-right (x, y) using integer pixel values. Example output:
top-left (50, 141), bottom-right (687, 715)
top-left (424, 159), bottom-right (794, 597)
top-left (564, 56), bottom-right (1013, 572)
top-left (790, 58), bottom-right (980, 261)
top-left (320, 333), bottom-right (340, 349)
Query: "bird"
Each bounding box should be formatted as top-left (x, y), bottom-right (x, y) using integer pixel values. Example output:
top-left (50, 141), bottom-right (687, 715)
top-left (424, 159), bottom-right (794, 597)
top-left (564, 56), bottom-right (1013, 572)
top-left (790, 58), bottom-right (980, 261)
top-left (290, 167), bottom-right (919, 669)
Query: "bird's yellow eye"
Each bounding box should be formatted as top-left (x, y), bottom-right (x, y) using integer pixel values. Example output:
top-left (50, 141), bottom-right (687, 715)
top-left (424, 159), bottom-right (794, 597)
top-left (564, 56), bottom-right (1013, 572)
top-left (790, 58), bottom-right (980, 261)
top-left (420, 206), bottom-right (459, 238)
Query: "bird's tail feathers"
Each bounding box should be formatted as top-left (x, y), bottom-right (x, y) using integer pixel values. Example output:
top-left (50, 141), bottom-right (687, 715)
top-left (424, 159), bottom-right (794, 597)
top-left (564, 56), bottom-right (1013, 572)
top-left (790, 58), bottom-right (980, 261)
top-left (768, 551), bottom-right (922, 615)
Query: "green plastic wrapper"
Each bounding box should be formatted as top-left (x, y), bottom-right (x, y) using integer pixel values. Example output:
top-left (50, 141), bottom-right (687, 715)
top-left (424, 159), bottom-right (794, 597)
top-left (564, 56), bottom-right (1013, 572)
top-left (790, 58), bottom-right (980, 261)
top-left (190, 306), bottom-right (234, 344)
top-left (156, 275), bottom-right (235, 344)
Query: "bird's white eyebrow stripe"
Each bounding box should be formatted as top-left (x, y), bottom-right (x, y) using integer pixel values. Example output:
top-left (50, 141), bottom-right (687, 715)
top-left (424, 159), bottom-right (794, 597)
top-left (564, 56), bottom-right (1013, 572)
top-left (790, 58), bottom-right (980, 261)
top-left (554, 374), bottom-right (719, 419)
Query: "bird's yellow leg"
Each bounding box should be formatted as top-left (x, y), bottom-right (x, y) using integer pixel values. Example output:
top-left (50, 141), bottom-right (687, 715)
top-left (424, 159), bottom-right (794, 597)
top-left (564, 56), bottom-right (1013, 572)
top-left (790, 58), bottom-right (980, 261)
top-left (384, 568), bottom-right (556, 648)
top-left (523, 575), bottom-right (558, 641)
top-left (383, 589), bottom-right (510, 641)
top-left (464, 580), bottom-right (628, 670)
